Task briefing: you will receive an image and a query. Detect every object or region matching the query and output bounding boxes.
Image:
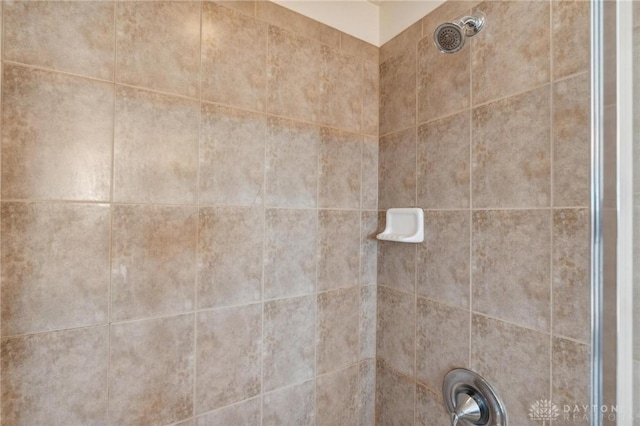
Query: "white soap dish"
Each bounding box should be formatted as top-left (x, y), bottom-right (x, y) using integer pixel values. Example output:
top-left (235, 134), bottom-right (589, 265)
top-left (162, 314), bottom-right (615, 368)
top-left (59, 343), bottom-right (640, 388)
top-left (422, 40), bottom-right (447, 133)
top-left (376, 208), bottom-right (424, 243)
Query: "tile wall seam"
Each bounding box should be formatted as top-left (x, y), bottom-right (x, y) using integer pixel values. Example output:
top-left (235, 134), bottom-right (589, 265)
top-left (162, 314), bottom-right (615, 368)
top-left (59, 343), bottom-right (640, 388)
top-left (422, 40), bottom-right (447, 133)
top-left (1, 60), bottom-right (115, 85)
top-left (469, 310), bottom-right (554, 337)
top-left (0, 323), bottom-right (109, 342)
top-left (468, 0), bottom-right (475, 374)
top-left (471, 81), bottom-right (554, 111)
top-left (260, 16), bottom-right (269, 424)
top-left (416, 108), bottom-right (471, 132)
top-left (552, 333), bottom-right (591, 347)
top-left (313, 93), bottom-right (320, 426)
top-left (553, 69), bottom-right (590, 84)
top-left (261, 376), bottom-right (315, 397)
top-left (415, 295), bottom-right (471, 316)
top-left (0, 200), bottom-right (384, 214)
top-left (199, 97), bottom-right (375, 138)
top-left (0, 291), bottom-right (377, 342)
top-left (3, 64), bottom-right (380, 141)
top-left (106, 0), bottom-right (118, 422)
top-left (193, 395), bottom-right (262, 422)
top-left (356, 58), bottom-right (363, 424)
top-left (260, 23), bottom-right (343, 62)
top-left (192, 0), bottom-right (204, 421)
top-left (413, 28), bottom-right (419, 426)
top-left (548, 0), bottom-right (556, 404)
top-left (377, 358), bottom-right (420, 383)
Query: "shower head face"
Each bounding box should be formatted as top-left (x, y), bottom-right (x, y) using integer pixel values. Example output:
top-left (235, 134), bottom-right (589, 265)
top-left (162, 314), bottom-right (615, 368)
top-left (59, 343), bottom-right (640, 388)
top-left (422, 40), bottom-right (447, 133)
top-left (434, 22), bottom-right (465, 54)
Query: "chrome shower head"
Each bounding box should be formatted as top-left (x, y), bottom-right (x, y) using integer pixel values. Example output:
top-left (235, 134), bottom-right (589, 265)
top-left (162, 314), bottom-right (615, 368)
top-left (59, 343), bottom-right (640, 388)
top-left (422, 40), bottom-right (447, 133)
top-left (433, 12), bottom-right (486, 54)
top-left (434, 22), bottom-right (466, 54)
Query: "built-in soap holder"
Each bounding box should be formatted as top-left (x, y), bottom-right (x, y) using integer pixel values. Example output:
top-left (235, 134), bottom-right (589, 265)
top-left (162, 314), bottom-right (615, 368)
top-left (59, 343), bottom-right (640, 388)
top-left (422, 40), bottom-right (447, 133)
top-left (376, 208), bottom-right (424, 243)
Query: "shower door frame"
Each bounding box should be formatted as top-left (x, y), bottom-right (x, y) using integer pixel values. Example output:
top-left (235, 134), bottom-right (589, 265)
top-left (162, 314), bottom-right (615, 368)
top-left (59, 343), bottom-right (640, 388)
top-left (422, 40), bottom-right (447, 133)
top-left (614, 0), bottom-right (634, 423)
top-left (591, 0), bottom-right (635, 423)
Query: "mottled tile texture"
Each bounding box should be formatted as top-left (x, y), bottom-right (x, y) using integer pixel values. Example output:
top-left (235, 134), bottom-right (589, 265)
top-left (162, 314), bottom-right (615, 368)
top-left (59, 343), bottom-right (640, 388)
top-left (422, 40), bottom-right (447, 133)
top-left (471, 1), bottom-right (550, 105)
top-left (0, 1), bottom-right (595, 425)
top-left (2, 65), bottom-right (113, 202)
top-left (109, 315), bottom-right (194, 426)
top-left (0, 4), bottom-right (379, 426)
top-left (376, 1), bottom-right (591, 424)
top-left (473, 210), bottom-right (550, 332)
top-left (472, 87), bottom-right (551, 208)
top-left (1, 327), bottom-right (109, 425)
top-left (116, 1), bottom-right (200, 97)
top-left (4, 1), bottom-right (115, 80)
top-left (1, 203), bottom-right (110, 336)
top-left (114, 85), bottom-right (199, 205)
top-left (111, 205), bottom-right (197, 321)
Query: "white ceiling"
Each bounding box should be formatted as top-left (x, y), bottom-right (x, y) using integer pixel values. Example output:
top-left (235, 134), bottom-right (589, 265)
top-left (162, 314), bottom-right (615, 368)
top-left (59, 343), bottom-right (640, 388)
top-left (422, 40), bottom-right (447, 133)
top-left (271, 0), bottom-right (445, 46)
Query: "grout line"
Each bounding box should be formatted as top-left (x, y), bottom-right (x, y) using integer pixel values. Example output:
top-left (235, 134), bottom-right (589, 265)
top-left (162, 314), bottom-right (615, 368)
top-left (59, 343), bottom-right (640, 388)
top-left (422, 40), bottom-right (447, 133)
top-left (260, 27), bottom-right (269, 424)
top-left (0, 323), bottom-right (111, 342)
top-left (3, 59), bottom-right (377, 139)
top-left (377, 283), bottom-right (568, 340)
top-left (548, 0), bottom-right (555, 403)
top-left (106, 1), bottom-right (118, 423)
top-left (312, 113), bottom-right (320, 426)
top-left (398, 70), bottom-right (585, 137)
top-left (356, 94), bottom-right (363, 426)
top-left (2, 60), bottom-right (115, 84)
top-left (412, 30), bottom-right (419, 425)
top-left (0, 199), bottom-right (383, 211)
top-left (192, 0), bottom-right (204, 420)
top-left (468, 5), bottom-right (474, 372)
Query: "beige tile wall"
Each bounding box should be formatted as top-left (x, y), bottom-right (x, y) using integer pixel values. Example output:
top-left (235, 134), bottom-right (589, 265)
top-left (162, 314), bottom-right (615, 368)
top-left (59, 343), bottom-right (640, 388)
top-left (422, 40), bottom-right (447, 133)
top-left (376, 0), bottom-right (591, 425)
top-left (0, 1), bottom-right (378, 424)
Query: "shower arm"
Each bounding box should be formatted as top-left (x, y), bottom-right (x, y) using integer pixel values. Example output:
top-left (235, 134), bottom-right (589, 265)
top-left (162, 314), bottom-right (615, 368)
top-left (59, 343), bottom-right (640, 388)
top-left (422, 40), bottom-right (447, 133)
top-left (457, 13), bottom-right (486, 37)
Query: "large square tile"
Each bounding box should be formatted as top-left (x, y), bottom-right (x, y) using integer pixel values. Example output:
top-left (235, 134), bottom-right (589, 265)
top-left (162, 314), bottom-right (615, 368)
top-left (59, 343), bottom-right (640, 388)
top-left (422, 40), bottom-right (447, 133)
top-left (116, 1), bottom-right (200, 97)
top-left (379, 128), bottom-right (416, 209)
top-left (417, 210), bottom-right (470, 309)
top-left (111, 205), bottom-right (197, 321)
top-left (553, 73), bottom-right (590, 207)
top-left (317, 288), bottom-right (359, 374)
top-left (264, 209), bottom-right (317, 299)
top-left (417, 111), bottom-right (470, 209)
top-left (318, 128), bottom-right (361, 209)
top-left (198, 207), bottom-right (263, 309)
top-left (263, 296), bottom-right (315, 391)
top-left (114, 86), bottom-right (199, 204)
top-left (317, 210), bottom-right (360, 292)
top-left (1, 203), bottom-right (110, 336)
top-left (267, 26), bottom-right (320, 123)
top-left (201, 3), bottom-right (267, 111)
top-left (265, 117), bottom-right (319, 208)
top-left (472, 315), bottom-right (550, 425)
top-left (1, 326), bottom-right (108, 425)
top-left (199, 104), bottom-right (266, 206)
top-left (109, 314), bottom-right (194, 426)
top-left (472, 87), bottom-right (551, 208)
top-left (471, 1), bottom-right (550, 105)
top-left (196, 304), bottom-right (261, 413)
top-left (472, 210), bottom-right (551, 332)
top-left (377, 287), bottom-right (415, 376)
top-left (4, 1), bottom-right (114, 80)
top-left (319, 46), bottom-right (362, 133)
top-left (553, 209), bottom-right (590, 343)
top-left (2, 65), bottom-right (113, 201)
